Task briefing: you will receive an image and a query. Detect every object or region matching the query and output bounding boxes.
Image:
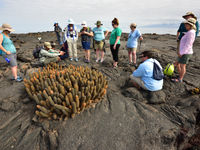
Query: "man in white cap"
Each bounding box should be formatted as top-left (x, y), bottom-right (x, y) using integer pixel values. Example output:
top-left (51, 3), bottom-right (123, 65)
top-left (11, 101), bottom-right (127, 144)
top-left (63, 19), bottom-right (79, 62)
top-left (79, 21), bottom-right (93, 63)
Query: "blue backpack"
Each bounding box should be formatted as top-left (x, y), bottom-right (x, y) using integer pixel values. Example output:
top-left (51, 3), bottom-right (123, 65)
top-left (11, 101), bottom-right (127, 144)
top-left (153, 60), bottom-right (164, 80)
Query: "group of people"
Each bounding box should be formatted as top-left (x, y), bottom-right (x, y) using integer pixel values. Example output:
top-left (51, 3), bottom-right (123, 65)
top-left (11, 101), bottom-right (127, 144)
top-left (53, 18), bottom-right (143, 68)
top-left (0, 12), bottom-right (198, 93)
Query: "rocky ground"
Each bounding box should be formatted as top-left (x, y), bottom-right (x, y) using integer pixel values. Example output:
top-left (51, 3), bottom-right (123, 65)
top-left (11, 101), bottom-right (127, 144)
top-left (0, 31), bottom-right (200, 150)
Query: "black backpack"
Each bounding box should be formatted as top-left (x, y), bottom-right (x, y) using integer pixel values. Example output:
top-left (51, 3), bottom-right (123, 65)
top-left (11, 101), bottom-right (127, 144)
top-left (153, 60), bottom-right (164, 80)
top-left (33, 45), bottom-right (42, 58)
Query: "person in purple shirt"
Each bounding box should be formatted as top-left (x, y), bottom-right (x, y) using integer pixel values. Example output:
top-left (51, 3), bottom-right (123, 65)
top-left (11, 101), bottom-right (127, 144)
top-left (172, 18), bottom-right (196, 82)
top-left (129, 51), bottom-right (163, 91)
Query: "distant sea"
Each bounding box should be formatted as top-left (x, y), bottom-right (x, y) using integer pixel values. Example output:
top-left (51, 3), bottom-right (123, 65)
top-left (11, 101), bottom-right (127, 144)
top-left (76, 23), bottom-right (179, 35)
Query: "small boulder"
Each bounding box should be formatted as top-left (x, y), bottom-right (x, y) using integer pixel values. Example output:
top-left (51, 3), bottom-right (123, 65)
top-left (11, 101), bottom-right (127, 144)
top-left (147, 90), bottom-right (166, 104)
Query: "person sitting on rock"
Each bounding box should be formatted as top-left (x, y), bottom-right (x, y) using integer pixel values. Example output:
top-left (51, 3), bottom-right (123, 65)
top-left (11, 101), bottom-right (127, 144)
top-left (0, 23), bottom-right (23, 82)
top-left (51, 42), bottom-right (69, 60)
top-left (39, 42), bottom-right (64, 65)
top-left (129, 50), bottom-right (163, 91)
top-left (172, 18), bottom-right (196, 82)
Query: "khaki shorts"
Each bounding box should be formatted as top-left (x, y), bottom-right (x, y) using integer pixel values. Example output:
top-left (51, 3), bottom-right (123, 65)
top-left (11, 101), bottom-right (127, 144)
top-left (130, 75), bottom-right (147, 90)
top-left (127, 48), bottom-right (137, 52)
top-left (94, 40), bottom-right (104, 50)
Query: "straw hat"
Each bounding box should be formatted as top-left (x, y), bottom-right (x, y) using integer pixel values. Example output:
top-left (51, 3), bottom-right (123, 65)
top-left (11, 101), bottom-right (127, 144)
top-left (130, 23), bottom-right (137, 28)
top-left (0, 23), bottom-right (15, 32)
top-left (183, 12), bottom-right (197, 20)
top-left (95, 21), bottom-right (103, 26)
top-left (81, 21), bottom-right (87, 28)
top-left (184, 18), bottom-right (197, 30)
top-left (44, 42), bottom-right (52, 49)
top-left (67, 18), bottom-right (75, 25)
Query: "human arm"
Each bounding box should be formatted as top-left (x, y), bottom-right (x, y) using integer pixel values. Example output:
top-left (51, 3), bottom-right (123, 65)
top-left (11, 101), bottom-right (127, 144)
top-left (104, 30), bottom-right (109, 38)
top-left (176, 32), bottom-right (180, 41)
top-left (40, 49), bottom-right (60, 57)
top-left (196, 21), bottom-right (199, 37)
top-left (133, 65), bottom-right (144, 77)
top-left (0, 34), bottom-right (11, 55)
top-left (113, 36), bottom-right (120, 50)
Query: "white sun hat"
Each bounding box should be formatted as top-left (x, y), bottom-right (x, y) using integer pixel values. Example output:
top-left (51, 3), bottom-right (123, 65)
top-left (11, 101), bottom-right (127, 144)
top-left (67, 18), bottom-right (75, 25)
top-left (81, 21), bottom-right (87, 27)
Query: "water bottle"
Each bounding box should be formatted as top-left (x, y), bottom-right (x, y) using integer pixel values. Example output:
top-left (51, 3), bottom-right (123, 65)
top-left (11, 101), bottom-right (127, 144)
top-left (3, 56), bottom-right (10, 63)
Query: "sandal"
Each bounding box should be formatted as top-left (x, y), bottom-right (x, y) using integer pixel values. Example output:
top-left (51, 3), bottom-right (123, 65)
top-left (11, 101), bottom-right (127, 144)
top-left (171, 78), bottom-right (183, 83)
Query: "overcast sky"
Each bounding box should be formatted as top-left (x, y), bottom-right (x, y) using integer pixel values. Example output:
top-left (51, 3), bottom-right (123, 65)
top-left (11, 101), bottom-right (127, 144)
top-left (0, 0), bottom-right (199, 33)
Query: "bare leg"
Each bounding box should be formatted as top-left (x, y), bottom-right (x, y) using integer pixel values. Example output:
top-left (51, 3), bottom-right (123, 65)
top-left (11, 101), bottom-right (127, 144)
top-left (179, 64), bottom-right (186, 80)
top-left (177, 63), bottom-right (181, 74)
top-left (87, 50), bottom-right (90, 61)
top-left (96, 49), bottom-right (99, 61)
top-left (132, 51), bottom-right (136, 64)
top-left (101, 50), bottom-right (104, 61)
top-left (11, 66), bottom-right (18, 79)
top-left (128, 51), bottom-right (132, 63)
top-left (84, 50), bottom-right (87, 60)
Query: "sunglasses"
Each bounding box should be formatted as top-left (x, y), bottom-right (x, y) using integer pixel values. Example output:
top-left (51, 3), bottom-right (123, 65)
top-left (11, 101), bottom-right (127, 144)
top-left (130, 26), bottom-right (136, 28)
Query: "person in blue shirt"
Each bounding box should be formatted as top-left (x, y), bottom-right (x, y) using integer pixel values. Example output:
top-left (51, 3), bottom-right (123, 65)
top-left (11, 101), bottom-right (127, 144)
top-left (127, 23), bottom-right (143, 66)
top-left (176, 12), bottom-right (199, 54)
top-left (0, 24), bottom-right (23, 82)
top-left (129, 51), bottom-right (163, 91)
top-left (93, 21), bottom-right (109, 63)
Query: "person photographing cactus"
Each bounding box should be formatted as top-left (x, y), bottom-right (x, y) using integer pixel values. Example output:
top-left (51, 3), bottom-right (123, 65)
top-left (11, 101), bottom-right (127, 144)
top-left (39, 42), bottom-right (65, 65)
top-left (0, 23), bottom-right (22, 82)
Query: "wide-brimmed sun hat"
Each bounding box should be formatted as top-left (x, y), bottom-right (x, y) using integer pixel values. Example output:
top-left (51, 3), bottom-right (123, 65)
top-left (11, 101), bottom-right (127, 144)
top-left (95, 21), bottom-right (103, 26)
top-left (81, 21), bottom-right (87, 27)
top-left (130, 23), bottom-right (137, 28)
top-left (44, 42), bottom-right (52, 49)
top-left (183, 12), bottom-right (197, 20)
top-left (67, 18), bottom-right (75, 25)
top-left (0, 23), bottom-right (15, 32)
top-left (184, 18), bottom-right (197, 30)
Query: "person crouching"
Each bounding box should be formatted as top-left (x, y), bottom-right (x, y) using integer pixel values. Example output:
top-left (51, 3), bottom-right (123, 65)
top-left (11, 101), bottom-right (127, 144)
top-left (39, 42), bottom-right (64, 65)
top-left (129, 51), bottom-right (163, 91)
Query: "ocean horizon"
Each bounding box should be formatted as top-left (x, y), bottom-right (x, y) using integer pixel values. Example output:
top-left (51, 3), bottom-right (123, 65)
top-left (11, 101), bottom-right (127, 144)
top-left (14, 23), bottom-right (179, 35)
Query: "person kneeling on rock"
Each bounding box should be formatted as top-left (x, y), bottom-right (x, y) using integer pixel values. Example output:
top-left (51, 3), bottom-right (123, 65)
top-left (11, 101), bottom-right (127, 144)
top-left (129, 51), bottom-right (163, 91)
top-left (39, 42), bottom-right (65, 65)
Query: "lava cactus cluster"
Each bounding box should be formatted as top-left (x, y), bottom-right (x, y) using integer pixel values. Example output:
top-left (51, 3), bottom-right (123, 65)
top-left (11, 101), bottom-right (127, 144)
top-left (24, 63), bottom-right (108, 120)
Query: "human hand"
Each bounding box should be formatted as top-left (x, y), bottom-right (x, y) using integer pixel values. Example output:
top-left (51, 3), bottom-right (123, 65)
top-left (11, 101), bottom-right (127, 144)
top-left (140, 37), bottom-right (143, 40)
top-left (6, 51), bottom-right (11, 55)
top-left (113, 44), bottom-right (116, 50)
top-left (60, 51), bottom-right (65, 56)
top-left (178, 53), bottom-right (181, 58)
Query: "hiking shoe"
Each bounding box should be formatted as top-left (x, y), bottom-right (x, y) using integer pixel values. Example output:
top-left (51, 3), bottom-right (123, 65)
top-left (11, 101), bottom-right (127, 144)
top-left (100, 58), bottom-right (104, 63)
top-left (70, 58), bottom-right (73, 61)
top-left (75, 58), bottom-right (78, 62)
top-left (96, 59), bottom-right (99, 63)
top-left (15, 76), bottom-right (23, 82)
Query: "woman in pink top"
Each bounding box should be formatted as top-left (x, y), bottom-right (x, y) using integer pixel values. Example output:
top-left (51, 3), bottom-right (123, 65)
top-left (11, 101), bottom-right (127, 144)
top-left (172, 18), bottom-right (196, 82)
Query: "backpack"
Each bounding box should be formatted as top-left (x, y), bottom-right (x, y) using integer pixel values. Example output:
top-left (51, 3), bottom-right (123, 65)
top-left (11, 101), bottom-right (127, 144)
top-left (33, 45), bottom-right (42, 58)
top-left (164, 63), bottom-right (174, 76)
top-left (153, 60), bottom-right (164, 80)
